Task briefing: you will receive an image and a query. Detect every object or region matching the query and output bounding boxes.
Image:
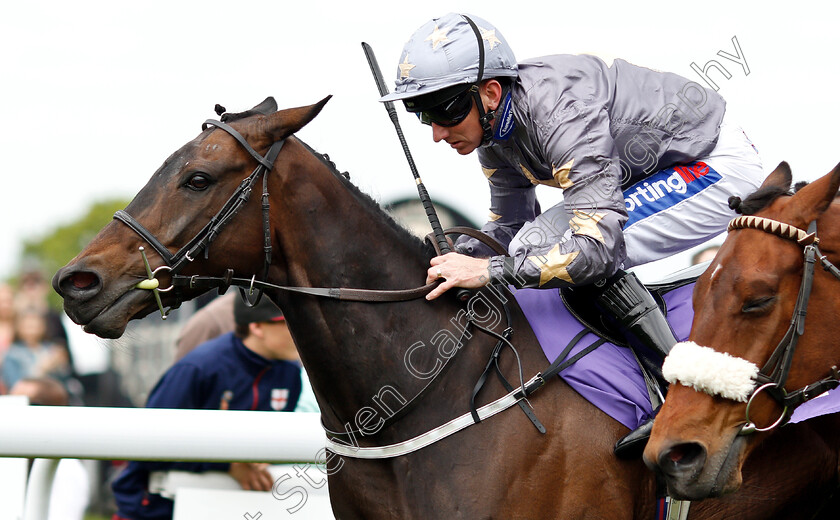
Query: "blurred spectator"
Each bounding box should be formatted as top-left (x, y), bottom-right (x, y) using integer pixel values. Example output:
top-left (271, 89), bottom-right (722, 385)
top-left (0, 284), bottom-right (15, 393)
top-left (0, 283), bottom-right (15, 354)
top-left (10, 376), bottom-right (69, 405)
top-left (174, 292), bottom-right (318, 413)
top-left (2, 308), bottom-right (71, 388)
top-left (691, 245), bottom-right (721, 266)
top-left (110, 296), bottom-right (315, 520)
top-left (15, 269), bottom-right (68, 348)
top-left (174, 292), bottom-right (235, 361)
top-left (10, 376), bottom-right (91, 520)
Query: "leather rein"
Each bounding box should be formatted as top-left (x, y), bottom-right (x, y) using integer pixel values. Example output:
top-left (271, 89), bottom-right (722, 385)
top-left (113, 119), bottom-right (474, 316)
top-left (727, 215), bottom-right (840, 433)
top-left (113, 119), bottom-right (563, 454)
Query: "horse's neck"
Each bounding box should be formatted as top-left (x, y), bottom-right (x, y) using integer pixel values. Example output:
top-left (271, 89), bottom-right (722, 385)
top-left (819, 200), bottom-right (840, 251)
top-left (271, 155), bottom-right (468, 434)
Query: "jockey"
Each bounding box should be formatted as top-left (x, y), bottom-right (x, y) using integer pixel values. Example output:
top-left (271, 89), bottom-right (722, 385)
top-left (381, 12), bottom-right (765, 456)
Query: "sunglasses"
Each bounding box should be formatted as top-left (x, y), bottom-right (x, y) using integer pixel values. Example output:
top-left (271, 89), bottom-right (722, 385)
top-left (415, 89), bottom-right (474, 127)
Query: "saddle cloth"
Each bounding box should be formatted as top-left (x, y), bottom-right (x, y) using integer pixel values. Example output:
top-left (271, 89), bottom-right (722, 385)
top-left (513, 282), bottom-right (840, 429)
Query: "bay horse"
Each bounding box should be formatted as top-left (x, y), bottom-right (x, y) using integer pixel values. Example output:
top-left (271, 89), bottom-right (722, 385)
top-left (643, 161), bottom-right (840, 505)
top-left (52, 97), bottom-right (838, 518)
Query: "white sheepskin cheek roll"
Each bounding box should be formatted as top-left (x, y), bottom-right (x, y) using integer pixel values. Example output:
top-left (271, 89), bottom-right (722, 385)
top-left (662, 341), bottom-right (759, 402)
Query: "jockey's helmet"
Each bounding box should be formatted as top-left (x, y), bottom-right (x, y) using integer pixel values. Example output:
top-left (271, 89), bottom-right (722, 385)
top-left (380, 13), bottom-right (517, 144)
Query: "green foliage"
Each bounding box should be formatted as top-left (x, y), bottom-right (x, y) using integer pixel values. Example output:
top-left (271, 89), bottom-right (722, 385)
top-left (19, 198), bottom-right (130, 308)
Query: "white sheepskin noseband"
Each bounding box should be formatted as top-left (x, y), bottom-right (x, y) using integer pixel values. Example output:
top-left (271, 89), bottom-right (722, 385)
top-left (662, 341), bottom-right (759, 402)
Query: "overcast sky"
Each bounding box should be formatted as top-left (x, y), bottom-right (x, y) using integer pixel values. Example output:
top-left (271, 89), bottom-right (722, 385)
top-left (2, 1), bottom-right (838, 282)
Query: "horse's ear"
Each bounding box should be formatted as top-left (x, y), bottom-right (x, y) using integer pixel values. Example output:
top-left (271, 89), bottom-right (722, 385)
top-left (785, 162), bottom-right (840, 225)
top-left (760, 161), bottom-right (793, 191)
top-left (253, 96), bottom-right (278, 115)
top-left (264, 96), bottom-right (332, 141)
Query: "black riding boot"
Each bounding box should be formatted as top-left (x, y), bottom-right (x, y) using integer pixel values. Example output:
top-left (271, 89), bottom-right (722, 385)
top-left (587, 270), bottom-right (678, 458)
top-left (594, 270), bottom-right (677, 360)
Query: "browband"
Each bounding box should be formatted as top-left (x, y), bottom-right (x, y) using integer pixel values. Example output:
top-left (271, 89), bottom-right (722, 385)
top-left (728, 215), bottom-right (818, 246)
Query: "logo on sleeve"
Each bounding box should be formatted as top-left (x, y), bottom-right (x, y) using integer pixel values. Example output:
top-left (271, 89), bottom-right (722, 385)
top-left (623, 161), bottom-right (722, 228)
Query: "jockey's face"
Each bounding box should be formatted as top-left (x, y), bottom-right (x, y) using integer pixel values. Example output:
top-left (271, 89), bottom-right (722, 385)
top-left (430, 103), bottom-right (484, 155)
top-left (429, 80), bottom-right (501, 156)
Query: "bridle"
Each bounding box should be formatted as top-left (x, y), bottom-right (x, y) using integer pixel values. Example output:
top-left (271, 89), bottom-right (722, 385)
top-left (726, 215), bottom-right (840, 433)
top-left (113, 119), bottom-right (471, 317)
top-left (113, 118), bottom-right (285, 316)
top-left (111, 116), bottom-right (584, 454)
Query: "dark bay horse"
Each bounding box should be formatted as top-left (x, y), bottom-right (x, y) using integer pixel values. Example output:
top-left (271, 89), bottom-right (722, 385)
top-left (644, 162), bottom-right (840, 506)
top-left (52, 97), bottom-right (837, 518)
top-left (52, 97), bottom-right (656, 519)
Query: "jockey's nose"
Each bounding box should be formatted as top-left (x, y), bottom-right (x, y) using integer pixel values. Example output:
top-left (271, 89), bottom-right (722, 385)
top-left (431, 123), bottom-right (449, 143)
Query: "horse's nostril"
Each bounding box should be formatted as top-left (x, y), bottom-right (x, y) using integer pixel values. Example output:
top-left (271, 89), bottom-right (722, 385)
top-left (56, 267), bottom-right (102, 300)
top-left (69, 271), bottom-right (98, 290)
top-left (659, 442), bottom-right (706, 476)
top-left (669, 444), bottom-right (700, 463)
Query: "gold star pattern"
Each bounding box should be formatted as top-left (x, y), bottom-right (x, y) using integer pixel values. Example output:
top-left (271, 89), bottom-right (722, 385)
top-left (552, 159), bottom-right (575, 189)
top-left (479, 26), bottom-right (502, 50)
top-left (569, 210), bottom-right (607, 244)
top-left (481, 166), bottom-right (498, 186)
top-left (399, 55), bottom-right (416, 79)
top-left (425, 25), bottom-right (449, 49)
top-left (519, 164), bottom-right (562, 189)
top-left (528, 244), bottom-right (578, 286)
top-left (519, 164), bottom-right (541, 186)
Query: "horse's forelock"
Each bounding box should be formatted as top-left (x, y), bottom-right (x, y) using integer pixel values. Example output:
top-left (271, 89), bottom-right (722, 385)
top-left (733, 185), bottom-right (791, 216)
top-left (219, 96), bottom-right (279, 123)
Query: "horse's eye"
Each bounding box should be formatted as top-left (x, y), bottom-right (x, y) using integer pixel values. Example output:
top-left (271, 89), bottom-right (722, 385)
top-left (186, 173), bottom-right (212, 191)
top-left (742, 296), bottom-right (776, 314)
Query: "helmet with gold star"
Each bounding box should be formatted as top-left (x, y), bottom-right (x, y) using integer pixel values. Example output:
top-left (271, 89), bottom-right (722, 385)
top-left (380, 13), bottom-right (517, 105)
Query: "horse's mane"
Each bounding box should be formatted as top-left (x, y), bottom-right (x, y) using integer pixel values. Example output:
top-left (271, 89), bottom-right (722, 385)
top-left (296, 139), bottom-right (437, 260)
top-left (213, 100), bottom-right (436, 259)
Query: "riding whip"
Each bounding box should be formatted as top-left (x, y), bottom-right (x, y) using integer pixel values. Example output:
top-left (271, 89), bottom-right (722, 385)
top-left (361, 42), bottom-right (452, 256)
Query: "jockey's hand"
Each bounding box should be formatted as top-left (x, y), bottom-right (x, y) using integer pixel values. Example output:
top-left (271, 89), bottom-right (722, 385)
top-left (229, 462), bottom-right (273, 491)
top-left (425, 252), bottom-right (490, 300)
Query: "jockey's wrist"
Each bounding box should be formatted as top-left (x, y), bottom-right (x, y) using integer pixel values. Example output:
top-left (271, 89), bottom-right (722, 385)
top-left (488, 256), bottom-right (525, 288)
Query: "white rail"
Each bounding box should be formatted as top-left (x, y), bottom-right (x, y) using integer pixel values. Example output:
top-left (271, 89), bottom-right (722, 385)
top-left (0, 407), bottom-right (327, 520)
top-left (0, 407), bottom-right (325, 462)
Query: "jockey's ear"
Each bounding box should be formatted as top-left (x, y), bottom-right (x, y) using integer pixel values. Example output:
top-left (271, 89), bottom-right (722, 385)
top-left (760, 161), bottom-right (792, 191)
top-left (263, 96), bottom-right (332, 143)
top-left (481, 79), bottom-right (504, 111)
top-left (785, 162), bottom-right (840, 227)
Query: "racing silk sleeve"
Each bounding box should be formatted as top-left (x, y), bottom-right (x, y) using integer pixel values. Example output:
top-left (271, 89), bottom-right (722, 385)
top-left (483, 56), bottom-right (629, 288)
top-left (455, 157), bottom-right (539, 258)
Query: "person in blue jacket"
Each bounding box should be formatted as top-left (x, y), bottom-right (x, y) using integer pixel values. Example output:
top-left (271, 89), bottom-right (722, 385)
top-left (111, 296), bottom-right (312, 520)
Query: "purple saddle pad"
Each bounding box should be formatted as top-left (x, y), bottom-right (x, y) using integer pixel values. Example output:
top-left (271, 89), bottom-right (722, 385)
top-left (513, 282), bottom-right (840, 428)
top-left (514, 282), bottom-right (692, 430)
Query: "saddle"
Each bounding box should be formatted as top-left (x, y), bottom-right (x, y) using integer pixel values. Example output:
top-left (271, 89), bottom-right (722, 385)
top-left (561, 265), bottom-right (705, 412)
top-left (560, 263), bottom-right (704, 352)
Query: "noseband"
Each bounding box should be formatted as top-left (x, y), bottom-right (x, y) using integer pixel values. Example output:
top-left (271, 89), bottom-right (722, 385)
top-left (726, 215), bottom-right (840, 432)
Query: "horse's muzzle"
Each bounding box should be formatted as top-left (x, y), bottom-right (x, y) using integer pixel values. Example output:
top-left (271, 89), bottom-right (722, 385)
top-left (53, 262), bottom-right (103, 307)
